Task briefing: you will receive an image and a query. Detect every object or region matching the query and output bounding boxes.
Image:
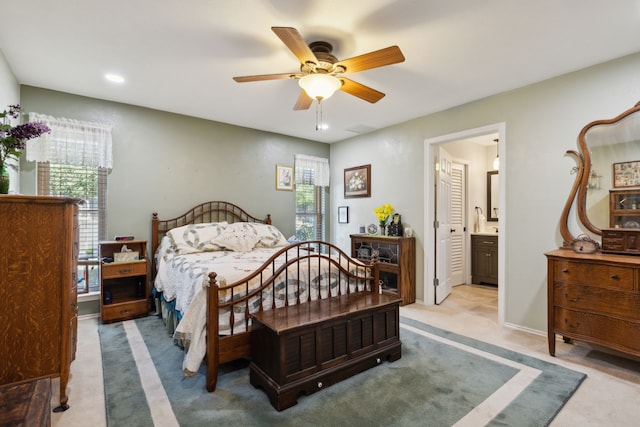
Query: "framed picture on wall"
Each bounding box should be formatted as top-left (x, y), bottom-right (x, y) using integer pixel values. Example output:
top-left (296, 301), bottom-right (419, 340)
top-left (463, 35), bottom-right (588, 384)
top-left (344, 164), bottom-right (371, 198)
top-left (276, 165), bottom-right (294, 191)
top-left (338, 206), bottom-right (349, 223)
top-left (613, 160), bottom-right (640, 188)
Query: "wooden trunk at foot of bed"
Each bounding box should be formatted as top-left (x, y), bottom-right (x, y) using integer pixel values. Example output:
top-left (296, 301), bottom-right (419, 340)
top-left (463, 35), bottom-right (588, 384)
top-left (204, 247), bottom-right (381, 392)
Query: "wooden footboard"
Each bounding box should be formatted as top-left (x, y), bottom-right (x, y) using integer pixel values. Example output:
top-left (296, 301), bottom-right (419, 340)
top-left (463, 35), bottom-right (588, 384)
top-left (204, 241), bottom-right (379, 392)
top-left (151, 201), bottom-right (379, 393)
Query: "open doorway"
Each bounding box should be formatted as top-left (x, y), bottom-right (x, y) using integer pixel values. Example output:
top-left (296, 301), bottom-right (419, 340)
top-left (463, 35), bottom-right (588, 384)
top-left (424, 123), bottom-right (505, 325)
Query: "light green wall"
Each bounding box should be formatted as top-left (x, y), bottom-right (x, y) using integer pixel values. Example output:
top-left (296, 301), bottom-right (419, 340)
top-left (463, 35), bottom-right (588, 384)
top-left (18, 86), bottom-right (329, 242)
top-left (6, 48), bottom-right (640, 333)
top-left (330, 51), bottom-right (640, 332)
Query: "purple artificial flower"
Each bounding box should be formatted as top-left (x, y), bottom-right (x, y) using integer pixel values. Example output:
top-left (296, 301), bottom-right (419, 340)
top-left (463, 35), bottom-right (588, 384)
top-left (7, 105), bottom-right (21, 119)
top-left (8, 121), bottom-right (51, 142)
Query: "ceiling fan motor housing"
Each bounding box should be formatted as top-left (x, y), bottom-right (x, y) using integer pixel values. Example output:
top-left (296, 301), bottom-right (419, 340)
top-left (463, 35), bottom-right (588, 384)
top-left (301, 41), bottom-right (344, 75)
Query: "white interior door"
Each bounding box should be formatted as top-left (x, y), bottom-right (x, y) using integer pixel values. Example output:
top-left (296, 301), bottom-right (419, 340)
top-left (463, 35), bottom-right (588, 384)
top-left (435, 147), bottom-right (453, 304)
top-left (449, 162), bottom-right (466, 286)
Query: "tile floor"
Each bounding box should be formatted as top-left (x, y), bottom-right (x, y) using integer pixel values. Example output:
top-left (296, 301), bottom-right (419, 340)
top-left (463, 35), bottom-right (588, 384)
top-left (51, 284), bottom-right (640, 426)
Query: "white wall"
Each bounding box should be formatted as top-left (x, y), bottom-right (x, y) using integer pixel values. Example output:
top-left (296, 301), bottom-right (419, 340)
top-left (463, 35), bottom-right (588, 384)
top-left (0, 50), bottom-right (21, 192)
top-left (331, 51), bottom-right (640, 333)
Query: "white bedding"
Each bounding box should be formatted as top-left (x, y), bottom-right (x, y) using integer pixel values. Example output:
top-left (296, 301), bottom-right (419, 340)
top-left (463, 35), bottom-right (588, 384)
top-left (154, 222), bottom-right (369, 375)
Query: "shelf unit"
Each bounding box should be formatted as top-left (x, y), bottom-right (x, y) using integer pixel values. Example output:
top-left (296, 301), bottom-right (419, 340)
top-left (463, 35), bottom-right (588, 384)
top-left (350, 234), bottom-right (416, 305)
top-left (609, 189), bottom-right (640, 228)
top-left (99, 240), bottom-right (149, 323)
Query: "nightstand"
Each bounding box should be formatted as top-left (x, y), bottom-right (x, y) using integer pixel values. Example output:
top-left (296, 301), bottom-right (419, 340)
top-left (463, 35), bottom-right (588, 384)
top-left (99, 240), bottom-right (149, 323)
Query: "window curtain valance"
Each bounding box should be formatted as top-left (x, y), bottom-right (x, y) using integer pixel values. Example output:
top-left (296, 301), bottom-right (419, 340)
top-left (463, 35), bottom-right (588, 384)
top-left (26, 113), bottom-right (113, 169)
top-left (294, 154), bottom-right (330, 187)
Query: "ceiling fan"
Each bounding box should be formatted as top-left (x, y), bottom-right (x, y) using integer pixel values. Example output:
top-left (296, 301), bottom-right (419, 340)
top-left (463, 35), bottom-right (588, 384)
top-left (233, 27), bottom-right (405, 110)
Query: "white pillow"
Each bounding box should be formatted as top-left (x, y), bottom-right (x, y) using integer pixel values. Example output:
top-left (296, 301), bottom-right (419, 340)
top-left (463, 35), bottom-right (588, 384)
top-left (251, 223), bottom-right (290, 248)
top-left (167, 222), bottom-right (228, 254)
top-left (211, 222), bottom-right (260, 252)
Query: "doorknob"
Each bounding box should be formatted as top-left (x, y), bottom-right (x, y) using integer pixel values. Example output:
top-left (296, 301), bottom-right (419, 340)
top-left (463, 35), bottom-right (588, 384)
top-left (450, 228), bottom-right (456, 233)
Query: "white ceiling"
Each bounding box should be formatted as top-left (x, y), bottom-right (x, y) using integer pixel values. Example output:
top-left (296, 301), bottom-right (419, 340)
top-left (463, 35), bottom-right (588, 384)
top-left (3, 0), bottom-right (640, 144)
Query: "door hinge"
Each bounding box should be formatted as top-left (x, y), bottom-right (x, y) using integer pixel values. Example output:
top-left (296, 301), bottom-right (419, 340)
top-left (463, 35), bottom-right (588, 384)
top-left (433, 220), bottom-right (439, 229)
top-left (433, 277), bottom-right (439, 287)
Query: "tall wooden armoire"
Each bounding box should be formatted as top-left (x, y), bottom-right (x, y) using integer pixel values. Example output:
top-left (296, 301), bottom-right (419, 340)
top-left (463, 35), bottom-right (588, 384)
top-left (0, 195), bottom-right (82, 412)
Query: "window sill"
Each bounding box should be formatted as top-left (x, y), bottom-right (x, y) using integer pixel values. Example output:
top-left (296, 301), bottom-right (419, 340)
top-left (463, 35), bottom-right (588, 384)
top-left (78, 292), bottom-right (101, 302)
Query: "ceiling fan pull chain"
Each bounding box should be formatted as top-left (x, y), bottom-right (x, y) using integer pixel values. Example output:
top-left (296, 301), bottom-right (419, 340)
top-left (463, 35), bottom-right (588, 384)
top-left (315, 100), bottom-right (324, 131)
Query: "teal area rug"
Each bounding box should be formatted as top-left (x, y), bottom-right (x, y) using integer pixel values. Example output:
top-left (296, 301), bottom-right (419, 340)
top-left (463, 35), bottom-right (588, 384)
top-left (99, 316), bottom-right (586, 426)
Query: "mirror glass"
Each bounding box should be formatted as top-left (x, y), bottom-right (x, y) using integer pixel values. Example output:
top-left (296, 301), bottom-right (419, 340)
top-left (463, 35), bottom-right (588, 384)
top-left (584, 110), bottom-right (640, 231)
top-left (487, 171), bottom-right (499, 221)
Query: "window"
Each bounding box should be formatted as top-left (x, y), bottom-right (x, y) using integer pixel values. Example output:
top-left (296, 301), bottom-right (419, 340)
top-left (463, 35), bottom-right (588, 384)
top-left (38, 163), bottom-right (107, 294)
top-left (27, 112), bottom-right (112, 295)
top-left (294, 155), bottom-right (330, 244)
top-left (295, 168), bottom-right (327, 241)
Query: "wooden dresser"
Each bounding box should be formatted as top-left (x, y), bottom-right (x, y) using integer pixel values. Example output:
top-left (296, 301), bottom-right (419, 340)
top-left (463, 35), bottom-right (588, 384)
top-left (545, 248), bottom-right (640, 358)
top-left (0, 195), bottom-right (82, 412)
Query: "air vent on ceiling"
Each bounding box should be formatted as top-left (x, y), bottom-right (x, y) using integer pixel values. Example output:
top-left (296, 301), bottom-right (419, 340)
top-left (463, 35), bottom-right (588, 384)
top-left (346, 124), bottom-right (377, 134)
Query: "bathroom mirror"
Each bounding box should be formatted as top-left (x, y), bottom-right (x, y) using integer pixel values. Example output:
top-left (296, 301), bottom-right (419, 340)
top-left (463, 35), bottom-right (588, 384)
top-left (560, 101), bottom-right (640, 243)
top-left (487, 171), bottom-right (499, 221)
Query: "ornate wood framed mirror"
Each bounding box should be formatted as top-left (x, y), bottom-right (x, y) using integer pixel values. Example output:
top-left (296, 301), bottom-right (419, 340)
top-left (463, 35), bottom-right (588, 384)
top-left (560, 101), bottom-right (640, 245)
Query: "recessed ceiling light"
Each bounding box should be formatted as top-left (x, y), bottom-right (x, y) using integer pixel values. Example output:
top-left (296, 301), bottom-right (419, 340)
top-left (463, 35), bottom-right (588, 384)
top-left (105, 73), bottom-right (125, 83)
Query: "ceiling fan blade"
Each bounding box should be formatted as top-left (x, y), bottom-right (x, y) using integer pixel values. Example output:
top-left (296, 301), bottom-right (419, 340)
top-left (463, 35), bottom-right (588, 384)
top-left (294, 90), bottom-right (314, 110)
top-left (233, 73), bottom-right (300, 83)
top-left (336, 46), bottom-right (405, 74)
top-left (339, 78), bottom-right (385, 103)
top-left (271, 27), bottom-right (317, 65)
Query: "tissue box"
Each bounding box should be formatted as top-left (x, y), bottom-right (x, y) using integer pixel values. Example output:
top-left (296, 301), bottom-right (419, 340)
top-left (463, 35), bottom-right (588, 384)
top-left (114, 252), bottom-right (139, 262)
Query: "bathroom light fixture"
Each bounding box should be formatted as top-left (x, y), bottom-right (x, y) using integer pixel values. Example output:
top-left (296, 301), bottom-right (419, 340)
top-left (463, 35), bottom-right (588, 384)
top-left (298, 74), bottom-right (341, 101)
top-left (492, 138), bottom-right (499, 170)
top-left (587, 169), bottom-right (601, 189)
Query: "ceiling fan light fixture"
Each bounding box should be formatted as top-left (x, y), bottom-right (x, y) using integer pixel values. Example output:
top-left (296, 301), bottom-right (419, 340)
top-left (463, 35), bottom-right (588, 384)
top-left (298, 74), bottom-right (341, 101)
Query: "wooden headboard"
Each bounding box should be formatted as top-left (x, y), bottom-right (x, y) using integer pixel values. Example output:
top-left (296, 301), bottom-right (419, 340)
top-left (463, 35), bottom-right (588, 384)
top-left (151, 201), bottom-right (271, 275)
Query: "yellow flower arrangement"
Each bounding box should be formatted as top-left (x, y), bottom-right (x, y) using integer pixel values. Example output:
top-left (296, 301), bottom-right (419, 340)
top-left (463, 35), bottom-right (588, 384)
top-left (374, 203), bottom-right (394, 227)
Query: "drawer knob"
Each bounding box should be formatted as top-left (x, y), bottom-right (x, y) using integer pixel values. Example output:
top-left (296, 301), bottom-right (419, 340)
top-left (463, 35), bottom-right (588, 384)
top-left (564, 294), bottom-right (579, 303)
top-left (565, 319), bottom-right (580, 328)
top-left (119, 268), bottom-right (132, 274)
top-left (562, 268), bottom-right (569, 273)
top-left (317, 382), bottom-right (323, 388)
top-left (610, 274), bottom-right (619, 280)
top-left (376, 358), bottom-right (381, 364)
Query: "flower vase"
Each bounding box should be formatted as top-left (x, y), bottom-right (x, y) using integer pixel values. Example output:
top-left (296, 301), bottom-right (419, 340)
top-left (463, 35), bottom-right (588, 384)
top-left (379, 222), bottom-right (386, 236)
top-left (0, 166), bottom-right (9, 194)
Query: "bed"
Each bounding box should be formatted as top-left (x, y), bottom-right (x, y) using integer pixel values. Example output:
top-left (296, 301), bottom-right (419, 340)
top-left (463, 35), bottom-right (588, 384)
top-left (151, 201), bottom-right (381, 392)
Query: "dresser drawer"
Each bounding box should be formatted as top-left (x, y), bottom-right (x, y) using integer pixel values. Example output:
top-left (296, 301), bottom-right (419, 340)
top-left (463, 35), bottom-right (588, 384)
top-left (102, 261), bottom-right (147, 279)
top-left (102, 300), bottom-right (148, 323)
top-left (553, 307), bottom-right (640, 354)
top-left (553, 283), bottom-right (640, 318)
top-left (552, 260), bottom-right (635, 290)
